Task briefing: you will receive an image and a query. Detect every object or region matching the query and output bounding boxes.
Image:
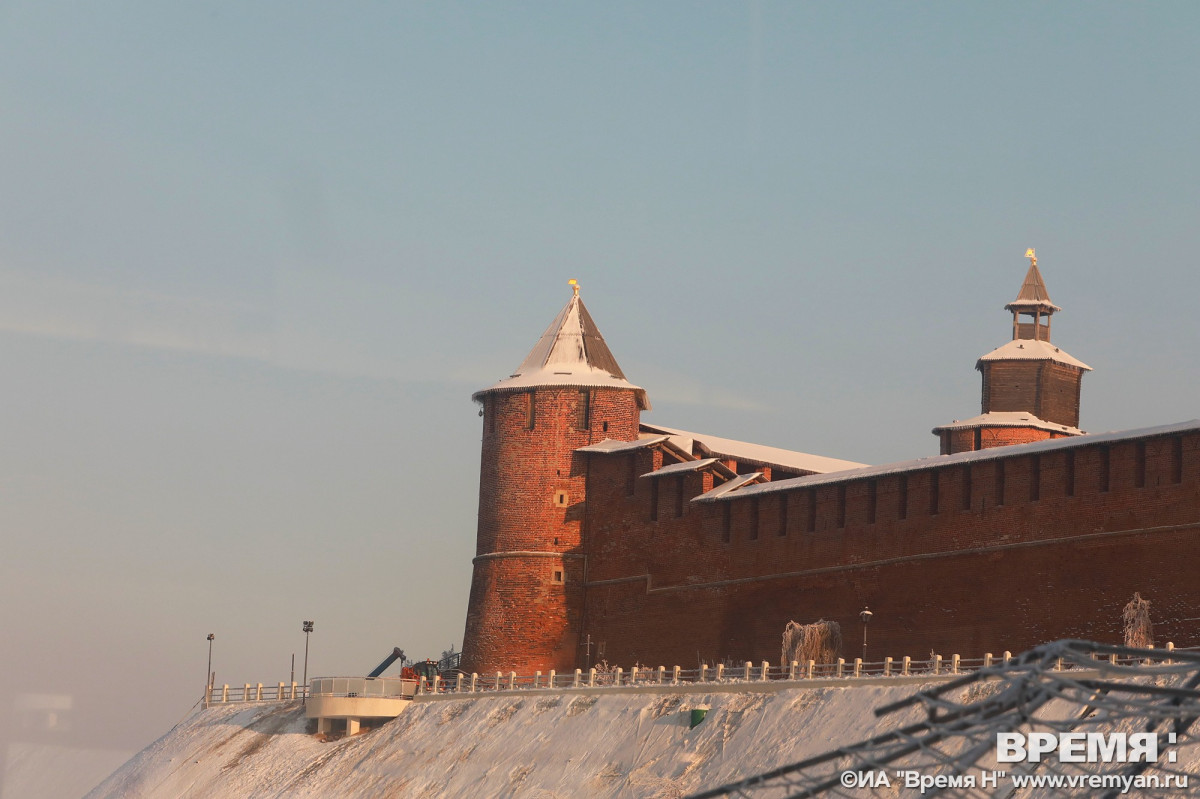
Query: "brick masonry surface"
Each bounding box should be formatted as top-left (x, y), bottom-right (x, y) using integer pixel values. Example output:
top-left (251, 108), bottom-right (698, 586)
top-left (460, 282), bottom-right (1195, 675)
top-left (464, 385), bottom-right (1200, 674)
top-left (981, 360), bottom-right (1084, 428)
top-left (461, 386), bottom-right (641, 674)
top-left (579, 428), bottom-right (1200, 669)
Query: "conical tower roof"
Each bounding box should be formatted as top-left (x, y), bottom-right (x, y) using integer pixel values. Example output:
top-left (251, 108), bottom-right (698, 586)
top-left (474, 285), bottom-right (650, 409)
top-left (1005, 257), bottom-right (1061, 313)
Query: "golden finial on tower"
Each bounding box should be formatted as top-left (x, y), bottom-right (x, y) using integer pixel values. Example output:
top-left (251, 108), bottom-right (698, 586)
top-left (1025, 248), bottom-right (1037, 268)
top-left (568, 278), bottom-right (580, 296)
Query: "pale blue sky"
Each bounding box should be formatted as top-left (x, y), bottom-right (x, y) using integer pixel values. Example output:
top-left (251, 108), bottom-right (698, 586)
top-left (1, 2), bottom-right (1198, 782)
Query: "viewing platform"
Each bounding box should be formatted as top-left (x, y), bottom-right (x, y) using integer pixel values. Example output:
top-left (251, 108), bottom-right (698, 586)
top-left (305, 676), bottom-right (418, 735)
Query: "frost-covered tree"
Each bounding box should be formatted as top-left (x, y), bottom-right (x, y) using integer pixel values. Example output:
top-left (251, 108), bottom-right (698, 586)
top-left (1122, 593), bottom-right (1154, 649)
top-left (781, 619), bottom-right (842, 667)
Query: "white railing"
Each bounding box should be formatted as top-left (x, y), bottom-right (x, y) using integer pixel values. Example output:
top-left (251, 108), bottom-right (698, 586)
top-left (424, 642), bottom-right (1195, 696)
top-left (204, 643), bottom-right (1194, 704)
top-left (205, 681), bottom-right (304, 706)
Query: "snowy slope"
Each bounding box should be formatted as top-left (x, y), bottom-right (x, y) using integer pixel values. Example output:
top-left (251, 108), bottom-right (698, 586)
top-left (87, 683), bottom-right (934, 798)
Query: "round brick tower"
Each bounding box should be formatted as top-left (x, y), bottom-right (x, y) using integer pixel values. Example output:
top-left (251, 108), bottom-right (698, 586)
top-left (461, 283), bottom-right (650, 676)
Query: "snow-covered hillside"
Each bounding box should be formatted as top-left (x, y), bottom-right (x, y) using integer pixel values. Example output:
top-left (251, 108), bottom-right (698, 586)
top-left (86, 682), bottom-right (934, 798)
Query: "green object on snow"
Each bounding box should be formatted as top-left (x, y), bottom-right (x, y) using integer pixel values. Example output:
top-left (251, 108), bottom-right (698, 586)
top-left (689, 708), bottom-right (707, 729)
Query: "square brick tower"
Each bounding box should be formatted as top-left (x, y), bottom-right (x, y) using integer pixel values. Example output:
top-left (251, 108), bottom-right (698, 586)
top-left (461, 283), bottom-right (650, 675)
top-left (934, 250), bottom-right (1091, 454)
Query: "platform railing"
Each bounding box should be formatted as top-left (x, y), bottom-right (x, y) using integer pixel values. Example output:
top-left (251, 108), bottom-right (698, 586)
top-left (308, 676), bottom-right (415, 699)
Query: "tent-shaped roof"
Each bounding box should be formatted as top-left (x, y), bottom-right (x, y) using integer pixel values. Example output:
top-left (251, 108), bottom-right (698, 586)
top-left (1005, 260), bottom-right (1061, 313)
top-left (473, 288), bottom-right (650, 409)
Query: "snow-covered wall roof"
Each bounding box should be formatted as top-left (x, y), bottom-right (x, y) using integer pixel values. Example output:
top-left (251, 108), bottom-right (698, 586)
top-left (720, 419), bottom-right (1200, 501)
top-left (641, 423), bottom-right (867, 474)
top-left (641, 458), bottom-right (719, 478)
top-left (576, 435), bottom-right (669, 454)
top-left (692, 472), bottom-right (765, 502)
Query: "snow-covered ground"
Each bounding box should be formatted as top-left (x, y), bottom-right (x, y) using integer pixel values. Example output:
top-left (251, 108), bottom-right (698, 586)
top-left (85, 682), bottom-right (935, 798)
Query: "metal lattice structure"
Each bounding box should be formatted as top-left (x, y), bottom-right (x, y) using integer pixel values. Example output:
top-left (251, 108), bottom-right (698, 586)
top-left (689, 640), bottom-right (1200, 799)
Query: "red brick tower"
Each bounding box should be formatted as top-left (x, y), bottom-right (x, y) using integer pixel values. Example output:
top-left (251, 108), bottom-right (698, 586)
top-left (460, 282), bottom-right (650, 675)
top-left (934, 249), bottom-right (1091, 454)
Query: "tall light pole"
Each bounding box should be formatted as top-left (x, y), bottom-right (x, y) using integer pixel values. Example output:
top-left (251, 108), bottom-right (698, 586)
top-left (205, 633), bottom-right (215, 705)
top-left (302, 621), bottom-right (314, 705)
top-left (859, 607), bottom-right (873, 664)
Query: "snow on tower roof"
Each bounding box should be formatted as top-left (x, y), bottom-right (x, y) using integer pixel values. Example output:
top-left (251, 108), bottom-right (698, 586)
top-left (640, 423), bottom-right (867, 474)
top-left (977, 338), bottom-right (1091, 371)
top-left (1005, 258), bottom-right (1061, 313)
top-left (931, 411), bottom-right (1083, 436)
top-left (473, 284), bottom-right (650, 409)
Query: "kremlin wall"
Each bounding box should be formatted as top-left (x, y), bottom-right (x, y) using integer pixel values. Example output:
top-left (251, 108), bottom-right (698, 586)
top-left (460, 256), bottom-right (1200, 676)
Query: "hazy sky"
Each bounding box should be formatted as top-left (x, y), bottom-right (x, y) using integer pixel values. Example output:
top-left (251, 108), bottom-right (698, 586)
top-left (2, 2), bottom-right (1198, 791)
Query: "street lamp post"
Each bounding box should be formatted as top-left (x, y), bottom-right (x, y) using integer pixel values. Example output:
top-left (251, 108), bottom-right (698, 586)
top-left (302, 621), bottom-right (314, 705)
top-left (205, 633), bottom-right (215, 705)
top-left (859, 607), bottom-right (873, 663)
